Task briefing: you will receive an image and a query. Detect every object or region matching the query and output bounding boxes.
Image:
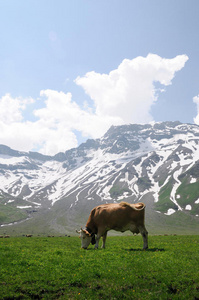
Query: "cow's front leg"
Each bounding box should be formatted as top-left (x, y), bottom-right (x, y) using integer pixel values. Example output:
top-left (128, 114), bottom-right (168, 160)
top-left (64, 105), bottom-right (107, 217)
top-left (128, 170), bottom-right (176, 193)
top-left (94, 233), bottom-right (102, 249)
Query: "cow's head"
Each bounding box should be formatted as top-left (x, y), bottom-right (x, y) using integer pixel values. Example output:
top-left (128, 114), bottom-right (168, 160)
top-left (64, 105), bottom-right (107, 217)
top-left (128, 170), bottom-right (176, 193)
top-left (76, 228), bottom-right (95, 249)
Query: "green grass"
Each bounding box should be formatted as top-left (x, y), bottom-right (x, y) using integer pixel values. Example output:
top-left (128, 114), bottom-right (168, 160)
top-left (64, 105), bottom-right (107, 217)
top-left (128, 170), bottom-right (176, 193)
top-left (0, 204), bottom-right (27, 224)
top-left (0, 235), bottom-right (199, 299)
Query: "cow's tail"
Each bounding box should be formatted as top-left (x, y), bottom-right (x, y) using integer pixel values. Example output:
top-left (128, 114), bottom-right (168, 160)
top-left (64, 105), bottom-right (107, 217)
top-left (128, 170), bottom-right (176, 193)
top-left (119, 201), bottom-right (146, 211)
top-left (132, 202), bottom-right (146, 211)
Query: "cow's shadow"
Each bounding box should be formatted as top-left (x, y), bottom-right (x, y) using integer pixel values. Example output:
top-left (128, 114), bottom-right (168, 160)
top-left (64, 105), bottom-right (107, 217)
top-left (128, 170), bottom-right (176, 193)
top-left (85, 248), bottom-right (165, 252)
top-left (125, 248), bottom-right (165, 252)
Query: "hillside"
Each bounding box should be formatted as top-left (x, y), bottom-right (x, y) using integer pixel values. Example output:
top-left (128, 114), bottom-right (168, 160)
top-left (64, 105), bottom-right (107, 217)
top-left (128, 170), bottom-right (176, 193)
top-left (0, 121), bottom-right (199, 235)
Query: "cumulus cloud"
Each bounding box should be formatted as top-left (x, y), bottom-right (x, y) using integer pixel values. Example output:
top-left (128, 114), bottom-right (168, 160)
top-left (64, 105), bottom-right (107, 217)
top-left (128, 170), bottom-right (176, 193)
top-left (0, 54), bottom-right (189, 155)
top-left (0, 94), bottom-right (34, 124)
top-left (0, 91), bottom-right (80, 154)
top-left (75, 53), bottom-right (189, 124)
top-left (193, 95), bottom-right (199, 125)
top-left (0, 90), bottom-right (114, 155)
top-left (34, 90), bottom-right (121, 150)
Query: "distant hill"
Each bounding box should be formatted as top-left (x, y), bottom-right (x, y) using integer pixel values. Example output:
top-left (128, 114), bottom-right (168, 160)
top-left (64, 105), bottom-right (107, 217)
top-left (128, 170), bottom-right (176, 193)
top-left (0, 121), bottom-right (199, 236)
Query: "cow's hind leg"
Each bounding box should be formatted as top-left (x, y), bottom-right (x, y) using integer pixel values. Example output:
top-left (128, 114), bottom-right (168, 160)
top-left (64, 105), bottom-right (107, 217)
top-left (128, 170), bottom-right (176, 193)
top-left (102, 232), bottom-right (107, 249)
top-left (139, 226), bottom-right (148, 250)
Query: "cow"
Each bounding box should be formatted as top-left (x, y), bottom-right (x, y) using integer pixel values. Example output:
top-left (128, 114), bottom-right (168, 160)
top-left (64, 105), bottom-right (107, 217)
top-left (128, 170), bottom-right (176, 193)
top-left (76, 202), bottom-right (148, 250)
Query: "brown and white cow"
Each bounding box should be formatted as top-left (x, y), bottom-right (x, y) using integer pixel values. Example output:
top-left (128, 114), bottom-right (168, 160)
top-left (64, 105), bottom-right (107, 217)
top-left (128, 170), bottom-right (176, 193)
top-left (76, 202), bottom-right (148, 250)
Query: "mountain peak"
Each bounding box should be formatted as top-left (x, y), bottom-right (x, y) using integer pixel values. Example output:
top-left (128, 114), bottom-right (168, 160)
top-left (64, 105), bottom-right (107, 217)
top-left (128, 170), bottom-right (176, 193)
top-left (0, 121), bottom-right (199, 235)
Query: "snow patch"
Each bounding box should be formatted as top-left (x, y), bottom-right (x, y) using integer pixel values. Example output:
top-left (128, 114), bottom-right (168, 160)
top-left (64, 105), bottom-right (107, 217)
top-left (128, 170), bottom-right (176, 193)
top-left (164, 208), bottom-right (176, 215)
top-left (7, 200), bottom-right (15, 203)
top-left (190, 177), bottom-right (197, 183)
top-left (170, 168), bottom-right (183, 211)
top-left (185, 205), bottom-right (192, 210)
top-left (17, 206), bottom-right (32, 209)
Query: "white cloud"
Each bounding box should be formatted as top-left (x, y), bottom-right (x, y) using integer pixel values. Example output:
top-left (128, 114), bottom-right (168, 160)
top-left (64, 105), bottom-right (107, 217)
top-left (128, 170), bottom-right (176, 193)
top-left (193, 95), bottom-right (199, 125)
top-left (75, 53), bottom-right (189, 124)
top-left (34, 89), bottom-right (120, 150)
top-left (0, 91), bottom-right (80, 154)
top-left (0, 54), bottom-right (189, 155)
top-left (0, 94), bottom-right (34, 124)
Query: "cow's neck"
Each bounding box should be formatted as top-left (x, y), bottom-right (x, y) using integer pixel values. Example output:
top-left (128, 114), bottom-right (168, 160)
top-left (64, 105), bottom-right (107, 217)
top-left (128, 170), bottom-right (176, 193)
top-left (85, 221), bottom-right (97, 234)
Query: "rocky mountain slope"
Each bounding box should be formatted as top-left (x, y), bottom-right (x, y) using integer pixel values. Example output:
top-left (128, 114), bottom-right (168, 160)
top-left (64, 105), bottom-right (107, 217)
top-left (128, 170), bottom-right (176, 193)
top-left (0, 121), bottom-right (199, 235)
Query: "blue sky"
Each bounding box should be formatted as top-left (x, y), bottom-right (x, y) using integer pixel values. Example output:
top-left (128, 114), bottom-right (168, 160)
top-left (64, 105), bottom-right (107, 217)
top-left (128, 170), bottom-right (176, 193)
top-left (0, 0), bottom-right (199, 155)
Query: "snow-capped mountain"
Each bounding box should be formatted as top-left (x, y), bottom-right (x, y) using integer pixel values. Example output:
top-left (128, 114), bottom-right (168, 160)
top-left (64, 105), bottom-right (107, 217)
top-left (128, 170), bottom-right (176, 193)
top-left (0, 121), bottom-right (199, 235)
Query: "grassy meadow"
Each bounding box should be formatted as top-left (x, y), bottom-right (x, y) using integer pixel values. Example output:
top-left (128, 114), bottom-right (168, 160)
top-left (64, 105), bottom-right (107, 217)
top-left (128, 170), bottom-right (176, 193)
top-left (0, 235), bottom-right (199, 299)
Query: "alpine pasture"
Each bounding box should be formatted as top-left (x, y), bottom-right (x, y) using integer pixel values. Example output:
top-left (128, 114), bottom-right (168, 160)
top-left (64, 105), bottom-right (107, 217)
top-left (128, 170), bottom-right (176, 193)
top-left (0, 235), bottom-right (199, 299)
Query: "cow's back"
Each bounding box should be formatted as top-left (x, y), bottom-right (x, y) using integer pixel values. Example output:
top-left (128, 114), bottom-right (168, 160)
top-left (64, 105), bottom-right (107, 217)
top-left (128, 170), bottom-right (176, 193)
top-left (89, 202), bottom-right (145, 232)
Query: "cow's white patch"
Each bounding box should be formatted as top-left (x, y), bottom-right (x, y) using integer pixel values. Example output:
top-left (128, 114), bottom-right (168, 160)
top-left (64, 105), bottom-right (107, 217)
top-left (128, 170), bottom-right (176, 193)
top-left (76, 229), bottom-right (92, 249)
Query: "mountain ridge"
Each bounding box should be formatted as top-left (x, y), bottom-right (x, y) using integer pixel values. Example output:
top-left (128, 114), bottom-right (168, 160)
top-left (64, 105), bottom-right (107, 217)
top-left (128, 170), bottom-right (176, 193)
top-left (0, 121), bottom-right (199, 235)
